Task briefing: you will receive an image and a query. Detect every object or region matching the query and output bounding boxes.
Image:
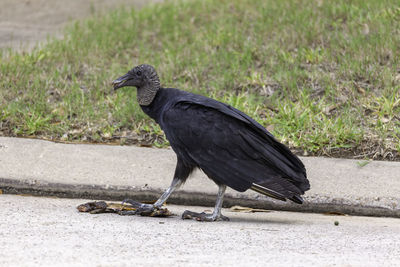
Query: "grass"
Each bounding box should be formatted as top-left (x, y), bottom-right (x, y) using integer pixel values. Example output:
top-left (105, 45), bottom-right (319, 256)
top-left (1, 0), bottom-right (400, 160)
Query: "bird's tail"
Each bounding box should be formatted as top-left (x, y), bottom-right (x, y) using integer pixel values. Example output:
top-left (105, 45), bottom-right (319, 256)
top-left (250, 183), bottom-right (287, 202)
top-left (250, 183), bottom-right (304, 204)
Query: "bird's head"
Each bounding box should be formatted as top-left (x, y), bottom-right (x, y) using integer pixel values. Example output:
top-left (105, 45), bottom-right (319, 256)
top-left (112, 64), bottom-right (160, 106)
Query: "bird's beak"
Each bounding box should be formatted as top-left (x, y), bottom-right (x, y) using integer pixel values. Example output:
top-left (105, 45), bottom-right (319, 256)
top-left (112, 72), bottom-right (131, 90)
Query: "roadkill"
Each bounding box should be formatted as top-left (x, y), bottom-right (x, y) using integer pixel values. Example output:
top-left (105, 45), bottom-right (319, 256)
top-left (77, 201), bottom-right (173, 217)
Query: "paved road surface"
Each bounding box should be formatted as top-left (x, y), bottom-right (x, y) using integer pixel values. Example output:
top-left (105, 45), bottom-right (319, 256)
top-left (1, 194), bottom-right (399, 266)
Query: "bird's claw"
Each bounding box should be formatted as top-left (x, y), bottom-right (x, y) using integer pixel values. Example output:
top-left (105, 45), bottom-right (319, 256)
top-left (181, 210), bottom-right (230, 222)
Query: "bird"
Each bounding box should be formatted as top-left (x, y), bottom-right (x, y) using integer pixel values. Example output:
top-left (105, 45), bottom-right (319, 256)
top-left (112, 64), bottom-right (310, 221)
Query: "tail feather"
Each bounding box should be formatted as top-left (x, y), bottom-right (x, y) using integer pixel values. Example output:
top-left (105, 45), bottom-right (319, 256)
top-left (289, 195), bottom-right (304, 204)
top-left (251, 182), bottom-right (305, 204)
top-left (250, 183), bottom-right (286, 202)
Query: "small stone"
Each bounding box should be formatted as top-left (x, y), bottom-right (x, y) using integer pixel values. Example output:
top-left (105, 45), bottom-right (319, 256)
top-left (61, 133), bottom-right (68, 141)
top-left (334, 221), bottom-right (339, 226)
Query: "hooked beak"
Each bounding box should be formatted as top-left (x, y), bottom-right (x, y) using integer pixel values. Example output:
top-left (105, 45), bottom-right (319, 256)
top-left (112, 72), bottom-right (131, 90)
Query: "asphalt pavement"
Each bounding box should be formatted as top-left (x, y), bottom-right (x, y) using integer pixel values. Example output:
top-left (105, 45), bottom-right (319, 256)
top-left (1, 194), bottom-right (400, 267)
top-left (0, 137), bottom-right (399, 218)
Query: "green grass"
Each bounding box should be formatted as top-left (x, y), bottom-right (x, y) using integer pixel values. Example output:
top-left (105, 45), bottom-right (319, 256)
top-left (1, 0), bottom-right (400, 160)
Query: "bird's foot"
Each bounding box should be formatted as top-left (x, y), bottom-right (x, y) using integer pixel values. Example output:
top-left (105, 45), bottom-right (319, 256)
top-left (181, 210), bottom-right (230, 222)
top-left (120, 199), bottom-right (156, 216)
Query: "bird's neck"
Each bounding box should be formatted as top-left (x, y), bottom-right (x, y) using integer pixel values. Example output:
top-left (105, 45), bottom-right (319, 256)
top-left (137, 84), bottom-right (159, 106)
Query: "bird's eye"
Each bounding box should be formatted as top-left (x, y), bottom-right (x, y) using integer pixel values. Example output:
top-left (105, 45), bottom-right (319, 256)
top-left (136, 70), bottom-right (142, 76)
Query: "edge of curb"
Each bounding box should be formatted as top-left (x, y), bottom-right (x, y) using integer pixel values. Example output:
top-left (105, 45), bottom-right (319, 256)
top-left (1, 178), bottom-right (399, 218)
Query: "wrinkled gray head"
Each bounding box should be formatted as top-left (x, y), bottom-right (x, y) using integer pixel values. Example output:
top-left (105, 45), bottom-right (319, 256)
top-left (112, 64), bottom-right (160, 106)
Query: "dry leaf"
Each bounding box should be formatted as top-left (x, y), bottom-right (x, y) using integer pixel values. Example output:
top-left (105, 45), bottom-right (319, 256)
top-left (323, 105), bottom-right (337, 115)
top-left (266, 125), bottom-right (275, 132)
top-left (323, 211), bottom-right (346, 216)
top-left (362, 23), bottom-right (369, 35)
top-left (230, 205), bottom-right (271, 213)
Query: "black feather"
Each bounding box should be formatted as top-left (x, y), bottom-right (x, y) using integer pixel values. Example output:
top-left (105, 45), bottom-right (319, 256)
top-left (141, 88), bottom-right (310, 203)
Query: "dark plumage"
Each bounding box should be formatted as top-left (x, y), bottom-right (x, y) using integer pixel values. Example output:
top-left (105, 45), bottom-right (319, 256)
top-left (113, 64), bottom-right (310, 221)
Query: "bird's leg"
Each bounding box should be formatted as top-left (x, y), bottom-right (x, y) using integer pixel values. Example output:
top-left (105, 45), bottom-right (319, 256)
top-left (182, 184), bottom-right (229, 222)
top-left (122, 177), bottom-right (183, 215)
top-left (153, 177), bottom-right (183, 208)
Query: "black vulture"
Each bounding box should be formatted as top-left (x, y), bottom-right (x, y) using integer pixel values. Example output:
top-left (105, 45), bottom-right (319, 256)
top-left (112, 64), bottom-right (310, 221)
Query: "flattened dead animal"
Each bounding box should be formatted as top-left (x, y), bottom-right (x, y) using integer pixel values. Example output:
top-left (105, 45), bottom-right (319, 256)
top-left (77, 201), bottom-right (108, 213)
top-left (77, 201), bottom-right (173, 217)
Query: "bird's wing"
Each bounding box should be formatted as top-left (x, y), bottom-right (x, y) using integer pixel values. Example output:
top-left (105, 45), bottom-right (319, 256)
top-left (161, 95), bottom-right (309, 197)
top-left (168, 93), bottom-right (306, 175)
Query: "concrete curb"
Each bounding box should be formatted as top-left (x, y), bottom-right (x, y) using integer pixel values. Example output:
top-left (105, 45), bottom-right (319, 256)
top-left (0, 137), bottom-right (399, 218)
top-left (1, 178), bottom-right (399, 218)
